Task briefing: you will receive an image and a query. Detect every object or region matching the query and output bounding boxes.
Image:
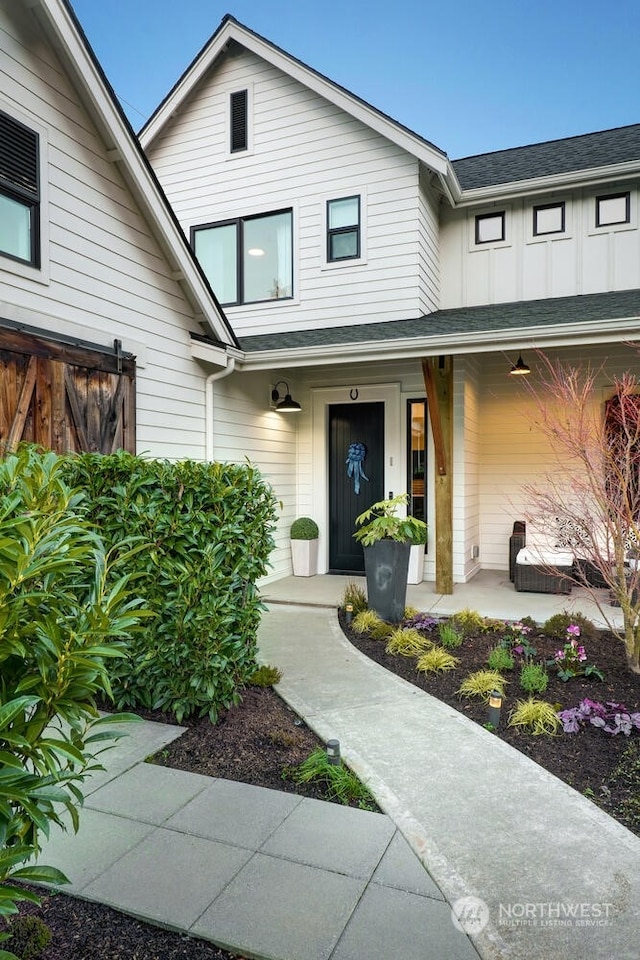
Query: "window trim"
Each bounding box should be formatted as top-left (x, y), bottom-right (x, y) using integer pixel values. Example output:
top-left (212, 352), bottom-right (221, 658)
top-left (595, 191), bottom-right (631, 228)
top-left (326, 195), bottom-right (360, 262)
top-left (0, 108), bottom-right (40, 268)
top-left (0, 100), bottom-right (49, 284)
top-left (532, 201), bottom-right (566, 237)
top-left (191, 207), bottom-right (294, 307)
top-left (474, 211), bottom-right (505, 245)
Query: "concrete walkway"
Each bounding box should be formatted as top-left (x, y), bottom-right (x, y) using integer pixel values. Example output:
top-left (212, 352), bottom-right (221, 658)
top-left (257, 603), bottom-right (640, 960)
top-left (36, 679), bottom-right (478, 959)
top-left (36, 599), bottom-right (639, 959)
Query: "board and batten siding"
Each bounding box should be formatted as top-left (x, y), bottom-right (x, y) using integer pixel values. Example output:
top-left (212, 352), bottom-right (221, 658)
top-left (146, 46), bottom-right (434, 337)
top-left (439, 183), bottom-right (640, 309)
top-left (0, 1), bottom-right (209, 460)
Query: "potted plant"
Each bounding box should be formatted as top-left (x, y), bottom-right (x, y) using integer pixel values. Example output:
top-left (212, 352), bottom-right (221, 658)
top-left (290, 517), bottom-right (319, 577)
top-left (407, 522), bottom-right (428, 584)
top-left (354, 495), bottom-right (427, 621)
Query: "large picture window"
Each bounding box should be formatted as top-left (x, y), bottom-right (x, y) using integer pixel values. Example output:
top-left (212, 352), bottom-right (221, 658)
top-left (0, 110), bottom-right (40, 267)
top-left (192, 209), bottom-right (293, 306)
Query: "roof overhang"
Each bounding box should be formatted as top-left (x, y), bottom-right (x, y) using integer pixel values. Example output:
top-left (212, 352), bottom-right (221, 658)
top-left (29, 0), bottom-right (237, 350)
top-left (228, 290), bottom-right (640, 371)
top-left (140, 16), bottom-right (455, 203)
top-left (454, 159), bottom-right (640, 207)
top-left (232, 318), bottom-right (640, 371)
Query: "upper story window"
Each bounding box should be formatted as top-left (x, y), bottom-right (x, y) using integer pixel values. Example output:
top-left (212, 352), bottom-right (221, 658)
top-left (0, 110), bottom-right (40, 267)
top-left (475, 211), bottom-right (504, 245)
top-left (596, 192), bottom-right (630, 228)
top-left (229, 90), bottom-right (248, 153)
top-left (533, 201), bottom-right (565, 236)
top-left (327, 196), bottom-right (360, 261)
top-left (192, 209), bottom-right (293, 306)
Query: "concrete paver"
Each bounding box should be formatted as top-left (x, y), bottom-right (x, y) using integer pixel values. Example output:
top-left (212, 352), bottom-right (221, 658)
top-left (33, 587), bottom-right (640, 959)
top-left (258, 602), bottom-right (640, 960)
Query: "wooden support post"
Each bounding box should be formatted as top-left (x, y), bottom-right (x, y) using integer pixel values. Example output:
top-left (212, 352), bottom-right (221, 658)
top-left (422, 357), bottom-right (453, 594)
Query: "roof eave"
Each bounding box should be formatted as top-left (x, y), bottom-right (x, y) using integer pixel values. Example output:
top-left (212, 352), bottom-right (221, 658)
top-left (456, 159), bottom-right (640, 206)
top-left (233, 317), bottom-right (640, 371)
top-left (33, 0), bottom-right (237, 349)
top-left (139, 18), bottom-right (453, 191)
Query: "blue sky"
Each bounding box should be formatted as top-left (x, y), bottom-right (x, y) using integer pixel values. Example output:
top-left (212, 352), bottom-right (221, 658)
top-left (70, 0), bottom-right (640, 159)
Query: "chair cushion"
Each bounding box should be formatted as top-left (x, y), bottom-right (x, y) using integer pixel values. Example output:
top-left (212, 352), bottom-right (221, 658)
top-left (516, 546), bottom-right (574, 567)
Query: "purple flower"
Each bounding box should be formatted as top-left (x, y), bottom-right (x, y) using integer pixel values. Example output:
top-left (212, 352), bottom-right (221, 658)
top-left (566, 624), bottom-right (581, 637)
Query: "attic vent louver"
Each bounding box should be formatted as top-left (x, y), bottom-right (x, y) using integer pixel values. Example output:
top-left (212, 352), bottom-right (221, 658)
top-left (230, 90), bottom-right (248, 153)
top-left (0, 111), bottom-right (39, 197)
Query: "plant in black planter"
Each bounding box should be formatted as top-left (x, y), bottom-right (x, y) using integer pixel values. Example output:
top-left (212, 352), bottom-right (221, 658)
top-left (290, 516), bottom-right (319, 576)
top-left (354, 495), bottom-right (427, 622)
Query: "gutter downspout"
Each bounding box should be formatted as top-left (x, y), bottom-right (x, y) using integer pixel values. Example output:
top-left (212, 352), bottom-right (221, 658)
top-left (205, 357), bottom-right (236, 461)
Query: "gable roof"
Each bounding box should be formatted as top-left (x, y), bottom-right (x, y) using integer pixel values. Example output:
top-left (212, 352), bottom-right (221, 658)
top-left (139, 14), bottom-right (454, 199)
top-left (229, 288), bottom-right (640, 368)
top-left (29, 0), bottom-right (238, 351)
top-left (454, 124), bottom-right (640, 192)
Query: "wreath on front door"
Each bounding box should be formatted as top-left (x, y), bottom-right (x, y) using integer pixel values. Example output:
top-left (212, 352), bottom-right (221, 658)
top-left (346, 441), bottom-right (369, 495)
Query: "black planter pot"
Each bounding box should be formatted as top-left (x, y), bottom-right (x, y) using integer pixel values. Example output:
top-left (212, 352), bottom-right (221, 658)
top-left (363, 540), bottom-right (411, 623)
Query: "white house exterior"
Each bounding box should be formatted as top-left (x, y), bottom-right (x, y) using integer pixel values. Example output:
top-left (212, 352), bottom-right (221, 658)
top-left (5, 5), bottom-right (640, 591)
top-left (139, 16), bottom-right (640, 589)
top-left (0, 0), bottom-right (235, 461)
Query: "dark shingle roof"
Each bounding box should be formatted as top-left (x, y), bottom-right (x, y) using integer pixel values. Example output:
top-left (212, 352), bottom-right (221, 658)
top-left (453, 124), bottom-right (640, 190)
top-left (237, 288), bottom-right (640, 354)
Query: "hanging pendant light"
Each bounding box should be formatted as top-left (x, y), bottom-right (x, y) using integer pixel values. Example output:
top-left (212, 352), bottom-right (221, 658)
top-left (509, 354), bottom-right (531, 376)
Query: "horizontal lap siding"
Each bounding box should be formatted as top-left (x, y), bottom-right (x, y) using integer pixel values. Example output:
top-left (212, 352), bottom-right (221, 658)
top-left (477, 343), bottom-right (640, 570)
top-left (210, 372), bottom-right (298, 581)
top-left (147, 48), bottom-right (424, 337)
top-left (1, 3), bottom-right (207, 460)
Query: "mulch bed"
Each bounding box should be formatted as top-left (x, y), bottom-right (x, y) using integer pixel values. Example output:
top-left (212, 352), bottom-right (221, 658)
top-left (339, 609), bottom-right (640, 834)
top-left (5, 609), bottom-right (639, 959)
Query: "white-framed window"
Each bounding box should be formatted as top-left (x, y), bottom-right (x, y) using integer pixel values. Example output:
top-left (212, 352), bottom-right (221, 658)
top-left (327, 196), bottom-right (360, 261)
top-left (191, 208), bottom-right (293, 306)
top-left (0, 109), bottom-right (40, 267)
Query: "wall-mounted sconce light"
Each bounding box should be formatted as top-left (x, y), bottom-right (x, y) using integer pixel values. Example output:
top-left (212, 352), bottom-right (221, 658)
top-left (271, 380), bottom-right (301, 412)
top-left (509, 355), bottom-right (530, 376)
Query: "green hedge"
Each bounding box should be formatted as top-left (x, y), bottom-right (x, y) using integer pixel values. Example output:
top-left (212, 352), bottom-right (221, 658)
top-left (62, 451), bottom-right (278, 721)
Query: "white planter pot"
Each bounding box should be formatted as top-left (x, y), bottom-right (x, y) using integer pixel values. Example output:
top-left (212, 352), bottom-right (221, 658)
top-left (291, 538), bottom-right (319, 577)
top-left (407, 543), bottom-right (425, 584)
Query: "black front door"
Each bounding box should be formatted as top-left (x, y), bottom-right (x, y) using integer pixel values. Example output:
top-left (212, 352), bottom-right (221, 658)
top-left (328, 402), bottom-right (384, 573)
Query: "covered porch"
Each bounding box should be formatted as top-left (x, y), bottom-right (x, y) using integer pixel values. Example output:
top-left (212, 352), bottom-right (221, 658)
top-left (262, 568), bottom-right (625, 631)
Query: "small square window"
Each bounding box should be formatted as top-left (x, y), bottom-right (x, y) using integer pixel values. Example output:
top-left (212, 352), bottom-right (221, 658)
top-left (533, 202), bottom-right (565, 236)
top-left (475, 212), bottom-right (504, 245)
top-left (327, 196), bottom-right (360, 261)
top-left (596, 192), bottom-right (630, 228)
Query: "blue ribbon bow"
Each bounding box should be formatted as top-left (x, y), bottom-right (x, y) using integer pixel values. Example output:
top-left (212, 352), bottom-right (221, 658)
top-left (346, 442), bottom-right (369, 495)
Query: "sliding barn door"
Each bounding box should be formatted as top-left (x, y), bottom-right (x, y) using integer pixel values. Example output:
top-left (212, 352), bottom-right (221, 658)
top-left (0, 327), bottom-right (135, 454)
